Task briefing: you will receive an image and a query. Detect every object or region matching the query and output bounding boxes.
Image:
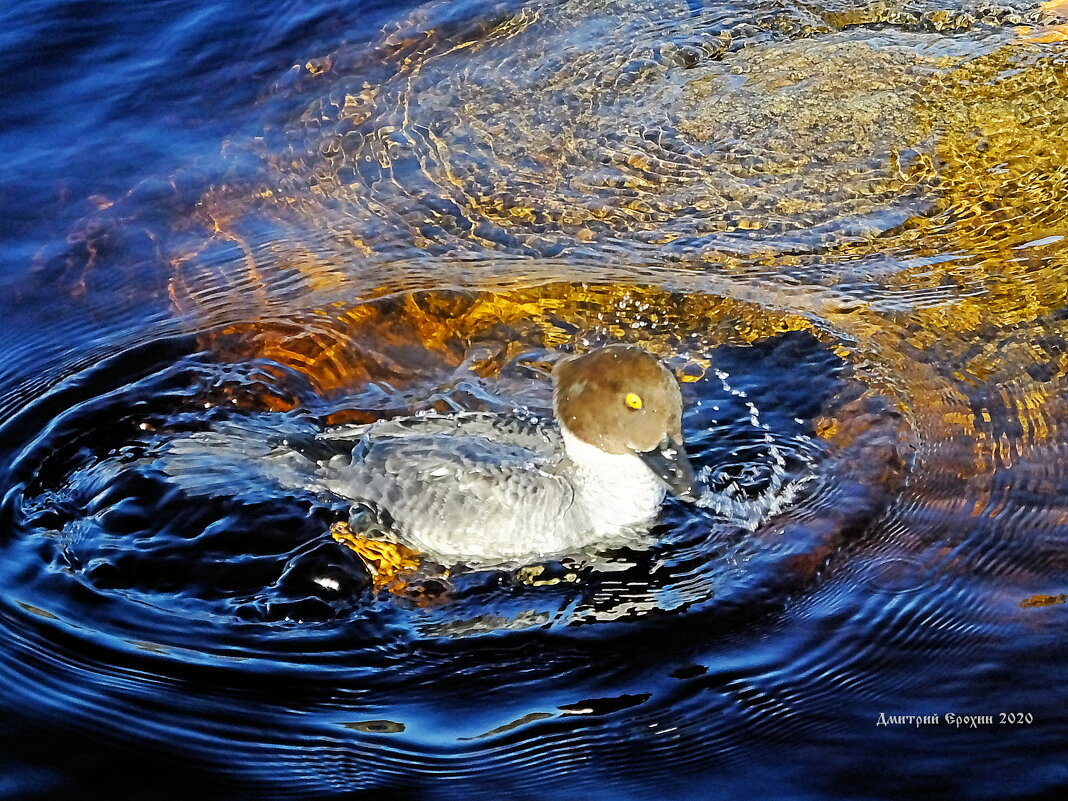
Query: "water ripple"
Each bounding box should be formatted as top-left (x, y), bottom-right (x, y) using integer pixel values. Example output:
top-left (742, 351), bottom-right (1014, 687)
top-left (3, 0), bottom-right (1068, 798)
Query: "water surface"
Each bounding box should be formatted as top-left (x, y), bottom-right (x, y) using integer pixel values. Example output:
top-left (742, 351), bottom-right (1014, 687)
top-left (1, 1), bottom-right (1067, 799)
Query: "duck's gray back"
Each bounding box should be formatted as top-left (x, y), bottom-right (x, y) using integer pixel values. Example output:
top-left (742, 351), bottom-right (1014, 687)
top-left (315, 413), bottom-right (589, 563)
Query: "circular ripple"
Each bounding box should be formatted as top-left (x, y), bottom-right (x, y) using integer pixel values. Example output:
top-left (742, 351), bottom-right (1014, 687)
top-left (0, 324), bottom-right (904, 653)
top-left (0, 315), bottom-right (910, 797)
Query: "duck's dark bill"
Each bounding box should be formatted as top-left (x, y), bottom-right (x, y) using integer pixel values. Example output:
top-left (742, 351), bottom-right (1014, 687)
top-left (637, 437), bottom-right (697, 501)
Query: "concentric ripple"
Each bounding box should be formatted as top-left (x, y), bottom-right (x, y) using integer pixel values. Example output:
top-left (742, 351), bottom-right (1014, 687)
top-left (0, 313), bottom-right (908, 797)
top-left (0, 323), bottom-right (900, 643)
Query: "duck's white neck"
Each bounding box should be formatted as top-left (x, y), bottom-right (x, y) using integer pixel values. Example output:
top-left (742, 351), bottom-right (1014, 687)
top-left (560, 427), bottom-right (666, 534)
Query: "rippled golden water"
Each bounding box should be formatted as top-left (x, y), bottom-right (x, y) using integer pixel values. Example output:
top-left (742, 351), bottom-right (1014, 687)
top-left (164, 0), bottom-right (1068, 551)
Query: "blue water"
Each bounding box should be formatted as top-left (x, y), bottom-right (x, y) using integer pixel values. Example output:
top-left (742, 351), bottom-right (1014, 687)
top-left (2, 1), bottom-right (1067, 799)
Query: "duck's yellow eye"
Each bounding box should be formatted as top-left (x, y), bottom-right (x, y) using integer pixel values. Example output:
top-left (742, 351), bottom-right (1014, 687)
top-left (625, 392), bottom-right (643, 410)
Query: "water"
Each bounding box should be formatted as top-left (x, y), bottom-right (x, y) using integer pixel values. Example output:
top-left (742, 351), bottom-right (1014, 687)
top-left (1, 0), bottom-right (1067, 798)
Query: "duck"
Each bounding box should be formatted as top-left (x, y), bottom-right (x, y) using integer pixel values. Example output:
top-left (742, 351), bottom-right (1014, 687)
top-left (160, 344), bottom-right (696, 566)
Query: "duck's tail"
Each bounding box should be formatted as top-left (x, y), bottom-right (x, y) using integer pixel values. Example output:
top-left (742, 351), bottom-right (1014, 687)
top-left (156, 416), bottom-right (329, 503)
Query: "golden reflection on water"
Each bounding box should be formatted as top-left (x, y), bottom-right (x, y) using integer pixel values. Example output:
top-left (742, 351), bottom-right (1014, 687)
top-left (63, 0), bottom-right (1060, 604)
top-left (199, 284), bottom-right (815, 401)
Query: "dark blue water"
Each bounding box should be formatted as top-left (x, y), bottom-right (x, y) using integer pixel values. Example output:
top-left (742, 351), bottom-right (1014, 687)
top-left (2, 1), bottom-right (1067, 799)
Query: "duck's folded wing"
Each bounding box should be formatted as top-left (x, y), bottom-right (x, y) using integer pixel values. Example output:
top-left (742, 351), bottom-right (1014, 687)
top-left (319, 425), bottom-right (577, 554)
top-left (316, 412), bottom-right (553, 451)
top-left (322, 414), bottom-right (563, 481)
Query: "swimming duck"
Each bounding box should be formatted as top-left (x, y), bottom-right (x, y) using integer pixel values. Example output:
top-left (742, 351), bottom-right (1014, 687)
top-left (161, 344), bottom-right (696, 566)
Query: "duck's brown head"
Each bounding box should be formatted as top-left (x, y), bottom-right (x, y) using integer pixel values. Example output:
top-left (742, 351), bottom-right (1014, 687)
top-left (552, 344), bottom-right (696, 500)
